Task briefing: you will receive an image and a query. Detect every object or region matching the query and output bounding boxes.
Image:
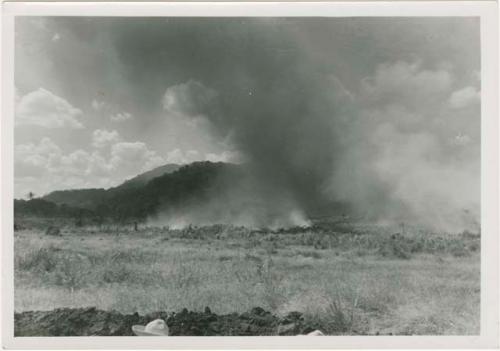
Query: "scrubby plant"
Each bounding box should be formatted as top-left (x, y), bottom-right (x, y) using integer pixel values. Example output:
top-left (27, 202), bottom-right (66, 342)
top-left (256, 256), bottom-right (286, 311)
top-left (16, 245), bottom-right (60, 273)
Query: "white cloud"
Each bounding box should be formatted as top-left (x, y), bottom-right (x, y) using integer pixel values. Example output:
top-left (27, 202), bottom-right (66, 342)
top-left (448, 86), bottom-right (480, 109)
top-left (356, 60), bottom-right (477, 140)
top-left (60, 150), bottom-right (93, 176)
top-left (14, 137), bottom-right (166, 198)
top-left (87, 151), bottom-right (113, 177)
top-left (164, 149), bottom-right (199, 164)
top-left (162, 80), bottom-right (217, 117)
top-left (110, 142), bottom-right (165, 174)
top-left (362, 61), bottom-right (453, 108)
top-left (92, 129), bottom-right (121, 148)
top-left (91, 99), bottom-right (132, 122)
top-left (14, 138), bottom-right (97, 181)
top-left (110, 112), bottom-right (133, 122)
top-left (15, 137), bottom-right (62, 177)
top-left (16, 88), bottom-right (83, 129)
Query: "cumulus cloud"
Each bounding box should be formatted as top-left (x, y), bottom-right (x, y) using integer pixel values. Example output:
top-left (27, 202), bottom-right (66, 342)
top-left (110, 141), bottom-right (164, 174)
top-left (448, 86), bottom-right (480, 109)
top-left (15, 137), bottom-right (62, 177)
top-left (362, 61), bottom-right (453, 109)
top-left (91, 97), bottom-right (132, 123)
top-left (91, 98), bottom-right (132, 122)
top-left (16, 88), bottom-right (84, 129)
top-left (91, 129), bottom-right (121, 148)
top-left (14, 137), bottom-right (166, 197)
top-left (14, 138), bottom-right (107, 196)
top-left (162, 80), bottom-right (217, 117)
top-left (163, 149), bottom-right (200, 164)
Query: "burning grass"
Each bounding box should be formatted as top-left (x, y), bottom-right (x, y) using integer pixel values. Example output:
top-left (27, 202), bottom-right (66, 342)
top-left (14, 219), bottom-right (480, 335)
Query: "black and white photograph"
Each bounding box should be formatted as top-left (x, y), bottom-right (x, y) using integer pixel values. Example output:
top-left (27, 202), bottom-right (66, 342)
top-left (1, 1), bottom-right (499, 348)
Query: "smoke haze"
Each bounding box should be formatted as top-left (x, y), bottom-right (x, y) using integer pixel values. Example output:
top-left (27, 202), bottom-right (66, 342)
top-left (156, 20), bottom-right (480, 232)
top-left (15, 17), bottom-right (481, 232)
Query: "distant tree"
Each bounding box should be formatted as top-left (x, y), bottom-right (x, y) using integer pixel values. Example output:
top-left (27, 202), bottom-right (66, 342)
top-left (27, 191), bottom-right (35, 200)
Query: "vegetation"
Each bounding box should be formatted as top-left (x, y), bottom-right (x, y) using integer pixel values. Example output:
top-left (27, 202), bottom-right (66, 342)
top-left (16, 162), bottom-right (240, 223)
top-left (14, 220), bottom-right (480, 335)
top-left (14, 199), bottom-right (95, 219)
top-left (118, 163), bottom-right (180, 189)
top-left (43, 188), bottom-right (108, 210)
top-left (13, 163), bottom-right (480, 335)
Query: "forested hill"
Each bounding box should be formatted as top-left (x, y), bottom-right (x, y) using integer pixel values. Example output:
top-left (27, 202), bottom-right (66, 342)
top-left (42, 163), bottom-right (181, 209)
top-left (118, 163), bottom-right (181, 189)
top-left (15, 162), bottom-right (240, 221)
top-left (43, 188), bottom-right (108, 210)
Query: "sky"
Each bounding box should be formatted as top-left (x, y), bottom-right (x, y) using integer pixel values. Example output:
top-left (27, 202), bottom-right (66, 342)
top-left (14, 17), bottom-right (481, 230)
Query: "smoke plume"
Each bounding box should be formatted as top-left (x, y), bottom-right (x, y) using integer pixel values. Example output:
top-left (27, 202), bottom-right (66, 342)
top-left (155, 19), bottom-right (480, 232)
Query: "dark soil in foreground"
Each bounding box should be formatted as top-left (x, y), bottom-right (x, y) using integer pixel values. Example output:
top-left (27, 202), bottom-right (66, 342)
top-left (15, 307), bottom-right (322, 336)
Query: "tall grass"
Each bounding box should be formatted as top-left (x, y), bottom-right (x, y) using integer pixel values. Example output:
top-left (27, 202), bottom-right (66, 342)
top-left (14, 223), bottom-right (480, 335)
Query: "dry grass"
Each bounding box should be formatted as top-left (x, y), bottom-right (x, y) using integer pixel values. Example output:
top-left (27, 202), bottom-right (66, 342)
top-left (14, 223), bottom-right (480, 335)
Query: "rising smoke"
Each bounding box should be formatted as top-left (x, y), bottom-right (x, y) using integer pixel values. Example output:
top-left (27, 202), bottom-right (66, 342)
top-left (155, 19), bottom-right (480, 233)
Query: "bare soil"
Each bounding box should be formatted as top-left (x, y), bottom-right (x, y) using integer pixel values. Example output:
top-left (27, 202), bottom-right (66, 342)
top-left (15, 307), bottom-right (321, 336)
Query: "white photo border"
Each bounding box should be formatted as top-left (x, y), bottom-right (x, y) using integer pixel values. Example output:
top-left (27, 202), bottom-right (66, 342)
top-left (1, 1), bottom-right (498, 349)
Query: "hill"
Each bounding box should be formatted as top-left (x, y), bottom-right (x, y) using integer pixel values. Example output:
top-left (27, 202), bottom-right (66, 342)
top-left (118, 163), bottom-right (180, 189)
top-left (96, 161), bottom-right (240, 221)
top-left (42, 163), bottom-right (181, 208)
top-left (19, 162), bottom-right (239, 222)
top-left (43, 188), bottom-right (107, 210)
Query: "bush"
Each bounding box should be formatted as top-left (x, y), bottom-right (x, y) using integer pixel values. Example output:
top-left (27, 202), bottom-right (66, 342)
top-left (51, 253), bottom-right (91, 289)
top-left (296, 250), bottom-right (322, 259)
top-left (16, 246), bottom-right (61, 273)
top-left (301, 293), bottom-right (359, 335)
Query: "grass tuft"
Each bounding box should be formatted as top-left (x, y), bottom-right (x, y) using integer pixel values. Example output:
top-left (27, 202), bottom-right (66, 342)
top-left (14, 221), bottom-right (480, 335)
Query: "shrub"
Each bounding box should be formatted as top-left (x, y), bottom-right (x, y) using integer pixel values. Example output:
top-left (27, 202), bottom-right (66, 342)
top-left (301, 293), bottom-right (359, 335)
top-left (16, 246), bottom-right (60, 273)
top-left (296, 250), bottom-right (322, 259)
top-left (51, 253), bottom-right (91, 289)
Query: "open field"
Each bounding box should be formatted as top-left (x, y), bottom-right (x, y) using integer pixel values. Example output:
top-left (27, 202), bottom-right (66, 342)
top-left (14, 220), bottom-right (480, 335)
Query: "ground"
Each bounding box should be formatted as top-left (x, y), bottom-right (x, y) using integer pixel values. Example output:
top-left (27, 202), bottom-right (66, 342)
top-left (14, 219), bottom-right (480, 336)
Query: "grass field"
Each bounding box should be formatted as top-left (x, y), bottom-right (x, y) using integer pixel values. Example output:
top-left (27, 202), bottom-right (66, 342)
top-left (14, 220), bottom-right (480, 335)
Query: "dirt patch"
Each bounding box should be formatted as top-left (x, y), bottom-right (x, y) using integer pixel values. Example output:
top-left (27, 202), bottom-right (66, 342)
top-left (15, 307), bottom-right (320, 336)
